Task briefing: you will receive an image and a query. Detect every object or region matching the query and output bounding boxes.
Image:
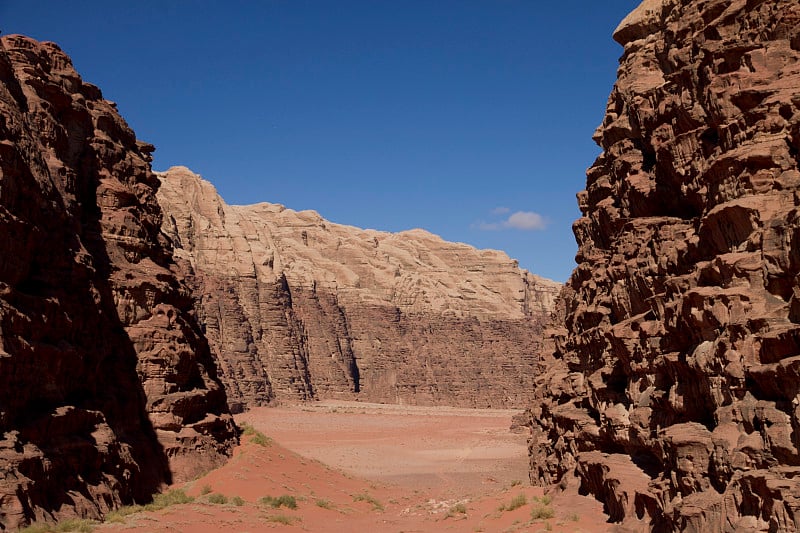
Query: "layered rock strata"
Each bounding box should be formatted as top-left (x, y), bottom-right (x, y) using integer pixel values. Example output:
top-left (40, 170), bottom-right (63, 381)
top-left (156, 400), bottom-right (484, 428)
top-left (527, 1), bottom-right (800, 531)
top-left (157, 167), bottom-right (560, 409)
top-left (0, 36), bottom-right (236, 529)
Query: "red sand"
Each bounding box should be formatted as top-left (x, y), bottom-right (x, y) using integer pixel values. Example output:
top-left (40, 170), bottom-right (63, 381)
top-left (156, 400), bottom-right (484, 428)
top-left (97, 401), bottom-right (611, 532)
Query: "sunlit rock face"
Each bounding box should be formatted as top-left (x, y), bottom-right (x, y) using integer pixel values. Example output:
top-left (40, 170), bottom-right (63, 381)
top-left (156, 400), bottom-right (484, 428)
top-left (525, 1), bottom-right (800, 530)
top-left (157, 166), bottom-right (561, 410)
top-left (0, 35), bottom-right (236, 530)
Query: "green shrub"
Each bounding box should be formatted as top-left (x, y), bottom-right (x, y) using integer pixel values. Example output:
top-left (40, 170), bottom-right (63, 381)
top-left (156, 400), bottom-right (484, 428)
top-left (352, 492), bottom-right (383, 511)
top-left (231, 496), bottom-right (245, 506)
top-left (104, 507), bottom-right (140, 523)
top-left (530, 503), bottom-right (555, 520)
top-left (146, 488), bottom-right (194, 510)
top-left (103, 488), bottom-right (194, 524)
top-left (259, 494), bottom-right (298, 509)
top-left (499, 493), bottom-right (527, 512)
top-left (446, 502), bottom-right (467, 517)
top-left (265, 514), bottom-right (300, 525)
top-left (200, 484), bottom-right (212, 495)
top-left (315, 499), bottom-right (333, 509)
top-left (208, 493), bottom-right (228, 505)
top-left (240, 423), bottom-right (273, 446)
top-left (19, 519), bottom-right (96, 533)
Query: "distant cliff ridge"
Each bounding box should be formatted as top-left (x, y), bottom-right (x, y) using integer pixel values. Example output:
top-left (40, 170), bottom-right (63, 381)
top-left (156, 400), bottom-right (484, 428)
top-left (157, 166), bottom-right (561, 409)
top-left (526, 0), bottom-right (800, 530)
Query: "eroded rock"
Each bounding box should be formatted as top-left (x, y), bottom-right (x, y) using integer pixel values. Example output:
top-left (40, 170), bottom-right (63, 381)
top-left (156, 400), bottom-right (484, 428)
top-left (0, 35), bottom-right (236, 529)
top-left (527, 1), bottom-right (800, 530)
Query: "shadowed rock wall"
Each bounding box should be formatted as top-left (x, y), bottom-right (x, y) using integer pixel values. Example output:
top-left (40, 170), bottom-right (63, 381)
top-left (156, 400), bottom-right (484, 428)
top-left (0, 35), bottom-right (236, 529)
top-left (526, 1), bottom-right (800, 531)
top-left (157, 167), bottom-right (561, 409)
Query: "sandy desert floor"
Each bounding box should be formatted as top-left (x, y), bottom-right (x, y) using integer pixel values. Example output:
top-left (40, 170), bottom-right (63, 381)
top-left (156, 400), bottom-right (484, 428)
top-left (96, 401), bottom-right (611, 532)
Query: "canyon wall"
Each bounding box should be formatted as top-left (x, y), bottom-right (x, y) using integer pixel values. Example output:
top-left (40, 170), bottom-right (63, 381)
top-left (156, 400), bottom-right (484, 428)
top-left (157, 167), bottom-right (560, 410)
top-left (526, 1), bottom-right (800, 531)
top-left (0, 36), bottom-right (236, 529)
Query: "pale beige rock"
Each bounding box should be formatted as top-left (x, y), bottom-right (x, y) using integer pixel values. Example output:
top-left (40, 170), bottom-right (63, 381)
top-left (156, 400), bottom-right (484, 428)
top-left (613, 0), bottom-right (676, 45)
top-left (157, 166), bottom-right (560, 409)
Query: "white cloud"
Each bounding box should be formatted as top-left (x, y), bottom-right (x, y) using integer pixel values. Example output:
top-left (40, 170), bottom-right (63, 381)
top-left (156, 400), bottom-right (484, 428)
top-left (491, 206), bottom-right (510, 215)
top-left (474, 210), bottom-right (548, 231)
top-left (505, 211), bottom-right (547, 230)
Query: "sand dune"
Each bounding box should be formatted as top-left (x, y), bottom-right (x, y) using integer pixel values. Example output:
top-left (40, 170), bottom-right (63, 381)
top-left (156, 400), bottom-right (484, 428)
top-left (97, 402), bottom-right (610, 532)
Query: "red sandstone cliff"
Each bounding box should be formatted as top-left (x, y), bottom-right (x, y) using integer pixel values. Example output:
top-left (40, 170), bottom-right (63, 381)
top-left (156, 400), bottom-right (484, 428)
top-left (157, 167), bottom-right (561, 409)
top-left (527, 1), bottom-right (800, 531)
top-left (0, 36), bottom-right (236, 529)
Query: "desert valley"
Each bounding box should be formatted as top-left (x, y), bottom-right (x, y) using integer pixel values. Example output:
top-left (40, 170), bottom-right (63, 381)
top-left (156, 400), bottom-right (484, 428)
top-left (2, 0), bottom-right (800, 531)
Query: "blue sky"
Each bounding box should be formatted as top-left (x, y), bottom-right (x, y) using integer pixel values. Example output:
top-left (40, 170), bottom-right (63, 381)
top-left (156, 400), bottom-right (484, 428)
top-left (2, 1), bottom-right (639, 282)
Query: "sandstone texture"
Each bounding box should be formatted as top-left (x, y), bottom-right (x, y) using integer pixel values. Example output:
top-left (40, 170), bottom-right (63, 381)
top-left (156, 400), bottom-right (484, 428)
top-left (526, 1), bottom-right (800, 531)
top-left (157, 167), bottom-right (560, 410)
top-left (0, 36), bottom-right (236, 529)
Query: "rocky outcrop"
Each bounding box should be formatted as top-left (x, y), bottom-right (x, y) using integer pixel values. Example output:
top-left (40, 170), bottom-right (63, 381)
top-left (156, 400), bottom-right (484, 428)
top-left (526, 1), bottom-right (800, 531)
top-left (0, 35), bottom-right (236, 529)
top-left (157, 167), bottom-right (560, 410)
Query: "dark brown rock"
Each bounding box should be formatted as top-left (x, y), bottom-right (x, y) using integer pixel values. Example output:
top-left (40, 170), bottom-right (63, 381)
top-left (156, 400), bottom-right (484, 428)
top-left (0, 35), bottom-right (236, 529)
top-left (157, 167), bottom-right (561, 409)
top-left (526, 1), bottom-right (800, 531)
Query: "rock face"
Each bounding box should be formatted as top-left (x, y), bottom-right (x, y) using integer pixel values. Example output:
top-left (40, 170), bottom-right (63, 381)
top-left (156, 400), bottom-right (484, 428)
top-left (0, 36), bottom-right (236, 529)
top-left (527, 1), bottom-right (800, 531)
top-left (157, 166), bottom-right (560, 410)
